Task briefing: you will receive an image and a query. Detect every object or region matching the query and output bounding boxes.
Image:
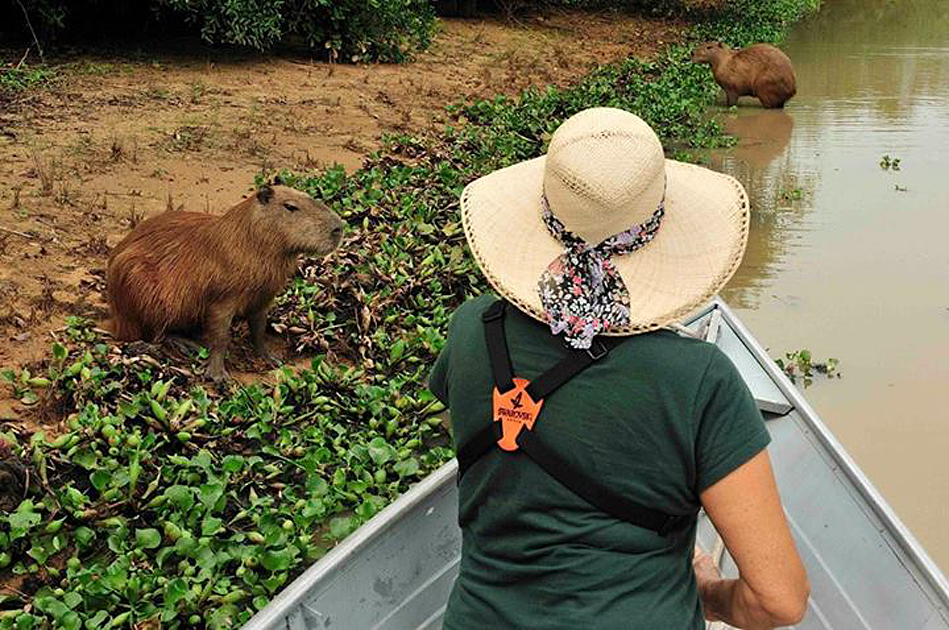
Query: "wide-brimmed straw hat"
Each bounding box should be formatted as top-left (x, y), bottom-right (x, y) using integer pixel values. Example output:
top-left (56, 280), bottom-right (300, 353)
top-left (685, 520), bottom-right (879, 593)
top-left (461, 107), bottom-right (749, 336)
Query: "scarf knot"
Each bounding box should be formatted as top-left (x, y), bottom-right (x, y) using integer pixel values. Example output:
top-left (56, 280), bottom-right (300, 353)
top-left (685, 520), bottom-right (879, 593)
top-left (537, 194), bottom-right (664, 349)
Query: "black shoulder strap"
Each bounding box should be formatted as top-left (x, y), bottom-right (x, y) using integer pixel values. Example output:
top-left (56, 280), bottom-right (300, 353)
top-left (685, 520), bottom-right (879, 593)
top-left (455, 299), bottom-right (694, 536)
top-left (482, 299), bottom-right (515, 393)
top-left (515, 430), bottom-right (693, 536)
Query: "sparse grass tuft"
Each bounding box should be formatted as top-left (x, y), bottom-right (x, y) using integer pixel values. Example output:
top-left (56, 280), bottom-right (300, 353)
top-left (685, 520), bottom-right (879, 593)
top-left (30, 149), bottom-right (54, 196)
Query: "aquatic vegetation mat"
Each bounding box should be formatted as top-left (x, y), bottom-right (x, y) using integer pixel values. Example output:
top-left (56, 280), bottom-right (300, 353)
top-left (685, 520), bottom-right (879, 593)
top-left (0, 0), bottom-right (820, 627)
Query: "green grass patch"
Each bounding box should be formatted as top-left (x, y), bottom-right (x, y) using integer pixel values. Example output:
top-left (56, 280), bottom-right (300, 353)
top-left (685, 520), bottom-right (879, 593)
top-left (0, 64), bottom-right (56, 95)
top-left (0, 1), bottom-right (819, 627)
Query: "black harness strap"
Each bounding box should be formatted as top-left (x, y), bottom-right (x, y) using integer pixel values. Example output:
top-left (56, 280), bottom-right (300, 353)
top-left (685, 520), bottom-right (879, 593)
top-left (482, 300), bottom-right (515, 393)
top-left (515, 430), bottom-right (692, 536)
top-left (456, 299), bottom-right (694, 536)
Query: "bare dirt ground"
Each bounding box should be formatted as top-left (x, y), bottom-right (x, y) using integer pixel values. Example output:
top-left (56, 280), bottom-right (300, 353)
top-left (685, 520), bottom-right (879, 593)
top-left (0, 9), bottom-right (686, 419)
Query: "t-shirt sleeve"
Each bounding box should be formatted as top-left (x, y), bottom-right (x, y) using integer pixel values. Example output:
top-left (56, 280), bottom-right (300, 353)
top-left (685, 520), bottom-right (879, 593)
top-left (694, 347), bottom-right (771, 493)
top-left (428, 339), bottom-right (451, 405)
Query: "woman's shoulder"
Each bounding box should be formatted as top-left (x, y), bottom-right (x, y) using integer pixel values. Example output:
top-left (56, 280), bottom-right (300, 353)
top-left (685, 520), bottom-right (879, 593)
top-left (614, 328), bottom-right (726, 380)
top-left (449, 294), bottom-right (498, 326)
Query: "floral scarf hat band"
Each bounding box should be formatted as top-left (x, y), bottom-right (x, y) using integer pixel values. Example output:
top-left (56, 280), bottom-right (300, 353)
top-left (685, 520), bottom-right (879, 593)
top-left (537, 186), bottom-right (665, 350)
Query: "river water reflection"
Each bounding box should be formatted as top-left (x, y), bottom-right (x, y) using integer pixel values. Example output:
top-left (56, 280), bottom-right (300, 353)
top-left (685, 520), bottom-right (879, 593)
top-left (711, 0), bottom-right (949, 570)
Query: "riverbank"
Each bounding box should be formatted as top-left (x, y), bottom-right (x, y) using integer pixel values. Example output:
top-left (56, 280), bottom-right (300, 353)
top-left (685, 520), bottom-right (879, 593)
top-left (0, 10), bottom-right (687, 388)
top-left (0, 1), bottom-right (819, 627)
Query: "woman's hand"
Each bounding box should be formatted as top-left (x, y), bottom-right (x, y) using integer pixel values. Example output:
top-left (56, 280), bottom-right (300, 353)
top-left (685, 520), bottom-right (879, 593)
top-left (693, 546), bottom-right (723, 621)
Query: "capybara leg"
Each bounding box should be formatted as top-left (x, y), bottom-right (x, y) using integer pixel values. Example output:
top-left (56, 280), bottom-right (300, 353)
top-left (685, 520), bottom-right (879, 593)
top-left (204, 303), bottom-right (236, 382)
top-left (248, 305), bottom-right (280, 367)
top-left (725, 90), bottom-right (739, 107)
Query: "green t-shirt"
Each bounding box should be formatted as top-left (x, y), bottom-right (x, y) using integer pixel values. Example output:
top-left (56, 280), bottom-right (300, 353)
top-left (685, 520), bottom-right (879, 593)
top-left (429, 295), bottom-right (771, 630)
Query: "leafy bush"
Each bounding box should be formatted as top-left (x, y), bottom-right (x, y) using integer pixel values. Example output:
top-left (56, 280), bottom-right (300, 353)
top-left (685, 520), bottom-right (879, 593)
top-left (156, 0), bottom-right (436, 62)
top-left (3, 0), bottom-right (436, 62)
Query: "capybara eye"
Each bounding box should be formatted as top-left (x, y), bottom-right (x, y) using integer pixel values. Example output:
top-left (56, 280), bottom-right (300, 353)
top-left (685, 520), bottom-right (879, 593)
top-left (283, 202), bottom-right (298, 212)
top-left (331, 227), bottom-right (343, 239)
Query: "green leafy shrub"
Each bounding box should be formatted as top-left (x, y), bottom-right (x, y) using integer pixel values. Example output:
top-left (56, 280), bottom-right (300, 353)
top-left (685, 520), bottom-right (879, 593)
top-left (3, 0), bottom-right (436, 62)
top-left (156, 0), bottom-right (436, 61)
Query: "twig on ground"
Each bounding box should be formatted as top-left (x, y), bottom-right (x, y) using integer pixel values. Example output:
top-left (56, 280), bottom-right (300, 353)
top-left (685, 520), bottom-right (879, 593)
top-left (0, 226), bottom-right (34, 239)
top-left (15, 47), bottom-right (31, 70)
top-left (14, 0), bottom-right (44, 62)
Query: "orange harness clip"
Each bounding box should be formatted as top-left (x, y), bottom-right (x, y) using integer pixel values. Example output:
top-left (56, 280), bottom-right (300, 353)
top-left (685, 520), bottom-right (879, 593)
top-left (492, 378), bottom-right (544, 451)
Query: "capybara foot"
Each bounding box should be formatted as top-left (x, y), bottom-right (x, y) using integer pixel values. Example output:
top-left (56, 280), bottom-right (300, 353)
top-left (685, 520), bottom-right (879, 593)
top-left (205, 357), bottom-right (231, 382)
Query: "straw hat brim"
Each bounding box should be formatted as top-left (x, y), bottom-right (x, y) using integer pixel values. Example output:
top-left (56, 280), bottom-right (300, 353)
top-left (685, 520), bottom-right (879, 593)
top-left (461, 156), bottom-right (749, 335)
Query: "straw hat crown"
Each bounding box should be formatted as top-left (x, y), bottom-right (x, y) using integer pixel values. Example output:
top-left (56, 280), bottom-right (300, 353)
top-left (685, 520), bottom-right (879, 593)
top-left (544, 108), bottom-right (666, 244)
top-left (460, 106), bottom-right (749, 335)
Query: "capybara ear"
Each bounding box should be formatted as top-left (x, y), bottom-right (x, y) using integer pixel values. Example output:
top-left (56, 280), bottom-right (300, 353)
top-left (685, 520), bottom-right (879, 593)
top-left (257, 184), bottom-right (274, 204)
top-left (716, 41), bottom-right (724, 48)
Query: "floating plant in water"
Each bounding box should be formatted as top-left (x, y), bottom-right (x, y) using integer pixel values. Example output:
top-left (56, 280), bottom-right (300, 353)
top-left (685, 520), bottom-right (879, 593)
top-left (775, 349), bottom-right (840, 388)
top-left (879, 155), bottom-right (902, 171)
top-left (781, 188), bottom-right (803, 201)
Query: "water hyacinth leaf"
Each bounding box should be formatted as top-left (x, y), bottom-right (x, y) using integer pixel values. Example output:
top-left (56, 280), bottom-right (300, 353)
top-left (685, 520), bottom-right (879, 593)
top-left (306, 475), bottom-right (329, 497)
top-left (175, 533), bottom-right (198, 554)
top-left (15, 614), bottom-right (38, 630)
top-left (367, 437), bottom-right (395, 465)
top-left (73, 526), bottom-right (95, 547)
top-left (209, 604), bottom-right (238, 630)
top-left (193, 450), bottom-right (213, 469)
top-left (71, 447), bottom-right (98, 470)
top-left (135, 528), bottom-right (161, 549)
top-left (90, 469), bottom-right (112, 492)
top-left (260, 547), bottom-right (293, 572)
top-left (7, 510), bottom-right (41, 532)
top-left (389, 339), bottom-right (405, 364)
top-left (101, 561), bottom-right (128, 591)
top-left (394, 457), bottom-right (420, 478)
top-left (329, 516), bottom-right (357, 540)
top-left (86, 610), bottom-right (109, 627)
top-left (198, 483), bottom-right (225, 510)
top-left (61, 612), bottom-right (81, 630)
top-left (27, 542), bottom-right (51, 564)
top-left (196, 544), bottom-right (217, 571)
top-left (63, 592), bottom-right (82, 609)
top-left (164, 485), bottom-right (195, 512)
top-left (201, 516), bottom-right (224, 536)
top-left (34, 596), bottom-right (69, 620)
top-left (222, 455), bottom-right (244, 474)
top-left (165, 577), bottom-right (189, 607)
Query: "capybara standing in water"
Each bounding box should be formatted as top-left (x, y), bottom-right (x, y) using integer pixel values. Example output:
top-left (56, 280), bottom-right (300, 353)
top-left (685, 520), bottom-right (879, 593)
top-left (107, 184), bottom-right (344, 381)
top-left (691, 42), bottom-right (797, 108)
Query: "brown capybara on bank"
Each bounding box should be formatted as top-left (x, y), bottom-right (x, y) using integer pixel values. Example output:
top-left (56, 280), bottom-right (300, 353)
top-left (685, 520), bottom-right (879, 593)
top-left (106, 184), bottom-right (344, 381)
top-left (691, 42), bottom-right (797, 109)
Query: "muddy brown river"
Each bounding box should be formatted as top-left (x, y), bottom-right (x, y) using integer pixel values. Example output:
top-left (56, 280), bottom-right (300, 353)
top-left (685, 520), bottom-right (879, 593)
top-left (712, 0), bottom-right (949, 571)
